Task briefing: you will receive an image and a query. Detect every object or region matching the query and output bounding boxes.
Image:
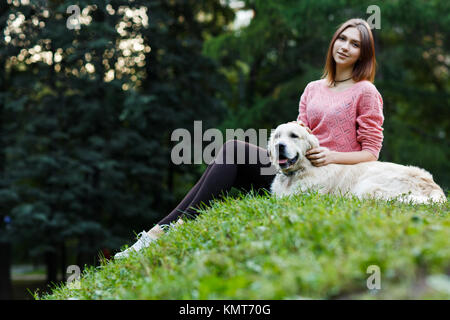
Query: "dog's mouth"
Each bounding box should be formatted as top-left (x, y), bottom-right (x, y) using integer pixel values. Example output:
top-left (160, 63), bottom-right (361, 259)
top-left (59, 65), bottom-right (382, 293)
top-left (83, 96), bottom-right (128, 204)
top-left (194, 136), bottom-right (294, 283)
top-left (277, 153), bottom-right (299, 169)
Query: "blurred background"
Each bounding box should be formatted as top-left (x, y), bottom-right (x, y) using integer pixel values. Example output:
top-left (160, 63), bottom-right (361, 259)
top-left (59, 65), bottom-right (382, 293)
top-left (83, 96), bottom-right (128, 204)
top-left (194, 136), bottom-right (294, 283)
top-left (0, 0), bottom-right (448, 299)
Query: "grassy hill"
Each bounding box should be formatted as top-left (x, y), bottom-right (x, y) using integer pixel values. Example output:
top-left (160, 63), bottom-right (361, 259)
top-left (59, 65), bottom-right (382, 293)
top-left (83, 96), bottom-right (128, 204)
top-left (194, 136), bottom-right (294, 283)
top-left (40, 191), bottom-right (450, 300)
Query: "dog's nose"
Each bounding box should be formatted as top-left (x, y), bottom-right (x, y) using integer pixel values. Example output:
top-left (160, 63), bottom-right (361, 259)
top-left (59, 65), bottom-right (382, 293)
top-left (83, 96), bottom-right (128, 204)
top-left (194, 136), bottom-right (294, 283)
top-left (275, 143), bottom-right (286, 153)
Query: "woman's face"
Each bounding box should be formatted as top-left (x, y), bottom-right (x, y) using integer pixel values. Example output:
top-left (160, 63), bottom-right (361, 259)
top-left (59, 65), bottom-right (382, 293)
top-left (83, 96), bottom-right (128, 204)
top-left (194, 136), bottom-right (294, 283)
top-left (332, 27), bottom-right (361, 68)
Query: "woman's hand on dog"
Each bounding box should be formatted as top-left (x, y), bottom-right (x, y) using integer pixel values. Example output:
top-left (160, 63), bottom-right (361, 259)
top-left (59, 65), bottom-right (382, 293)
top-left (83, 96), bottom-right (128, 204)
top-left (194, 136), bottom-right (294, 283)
top-left (306, 147), bottom-right (335, 167)
top-left (287, 121), bottom-right (331, 166)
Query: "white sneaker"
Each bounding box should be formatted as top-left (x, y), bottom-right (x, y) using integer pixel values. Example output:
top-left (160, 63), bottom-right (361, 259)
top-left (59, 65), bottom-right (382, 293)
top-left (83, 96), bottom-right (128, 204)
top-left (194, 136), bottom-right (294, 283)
top-left (114, 225), bottom-right (164, 260)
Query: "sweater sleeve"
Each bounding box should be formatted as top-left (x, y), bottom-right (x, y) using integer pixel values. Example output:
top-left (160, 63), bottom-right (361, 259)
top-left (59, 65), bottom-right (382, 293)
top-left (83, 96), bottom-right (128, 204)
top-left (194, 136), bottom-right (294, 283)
top-left (297, 83), bottom-right (311, 126)
top-left (356, 88), bottom-right (384, 159)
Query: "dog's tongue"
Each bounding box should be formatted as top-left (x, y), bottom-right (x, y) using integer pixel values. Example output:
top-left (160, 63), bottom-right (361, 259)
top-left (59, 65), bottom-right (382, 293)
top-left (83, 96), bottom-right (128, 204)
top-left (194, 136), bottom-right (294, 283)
top-left (278, 159), bottom-right (288, 164)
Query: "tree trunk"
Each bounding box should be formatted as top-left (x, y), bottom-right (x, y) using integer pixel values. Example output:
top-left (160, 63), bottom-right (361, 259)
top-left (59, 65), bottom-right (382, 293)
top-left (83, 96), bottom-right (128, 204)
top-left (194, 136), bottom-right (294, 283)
top-left (0, 241), bottom-right (12, 299)
top-left (60, 242), bottom-right (66, 283)
top-left (45, 250), bottom-right (58, 285)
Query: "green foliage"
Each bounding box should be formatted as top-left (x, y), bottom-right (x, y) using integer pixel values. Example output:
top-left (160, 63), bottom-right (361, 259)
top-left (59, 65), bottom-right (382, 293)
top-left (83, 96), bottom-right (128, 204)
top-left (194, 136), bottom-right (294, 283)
top-left (42, 192), bottom-right (450, 300)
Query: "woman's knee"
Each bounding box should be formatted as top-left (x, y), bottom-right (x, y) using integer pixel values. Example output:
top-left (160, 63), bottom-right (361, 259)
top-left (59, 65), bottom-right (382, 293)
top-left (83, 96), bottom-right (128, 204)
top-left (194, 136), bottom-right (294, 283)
top-left (223, 139), bottom-right (245, 149)
top-left (215, 139), bottom-right (244, 164)
top-left (220, 139), bottom-right (244, 154)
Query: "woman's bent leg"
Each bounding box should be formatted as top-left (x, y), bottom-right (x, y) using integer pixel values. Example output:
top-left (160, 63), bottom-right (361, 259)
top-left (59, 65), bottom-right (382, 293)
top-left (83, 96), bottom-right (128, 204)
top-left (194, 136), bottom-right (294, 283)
top-left (114, 140), bottom-right (276, 259)
top-left (157, 139), bottom-right (276, 226)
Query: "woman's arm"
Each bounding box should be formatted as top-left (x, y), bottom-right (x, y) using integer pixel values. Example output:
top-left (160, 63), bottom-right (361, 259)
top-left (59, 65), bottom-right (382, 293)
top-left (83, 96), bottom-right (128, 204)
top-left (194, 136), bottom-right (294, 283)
top-left (297, 83), bottom-right (311, 127)
top-left (331, 150), bottom-right (377, 164)
top-left (306, 147), bottom-right (376, 167)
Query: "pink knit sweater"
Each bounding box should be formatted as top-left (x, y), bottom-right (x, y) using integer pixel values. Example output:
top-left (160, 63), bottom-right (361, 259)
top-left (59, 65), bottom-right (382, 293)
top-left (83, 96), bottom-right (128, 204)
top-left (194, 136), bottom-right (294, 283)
top-left (297, 79), bottom-right (384, 159)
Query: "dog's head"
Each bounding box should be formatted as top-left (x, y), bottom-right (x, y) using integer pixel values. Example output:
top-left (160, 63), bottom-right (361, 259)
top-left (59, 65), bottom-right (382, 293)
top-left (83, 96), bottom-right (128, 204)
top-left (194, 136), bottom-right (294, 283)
top-left (268, 122), bottom-right (319, 174)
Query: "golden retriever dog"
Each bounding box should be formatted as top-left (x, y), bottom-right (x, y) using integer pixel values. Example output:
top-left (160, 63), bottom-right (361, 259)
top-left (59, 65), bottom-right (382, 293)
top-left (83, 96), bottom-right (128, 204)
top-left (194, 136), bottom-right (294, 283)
top-left (268, 122), bottom-right (446, 204)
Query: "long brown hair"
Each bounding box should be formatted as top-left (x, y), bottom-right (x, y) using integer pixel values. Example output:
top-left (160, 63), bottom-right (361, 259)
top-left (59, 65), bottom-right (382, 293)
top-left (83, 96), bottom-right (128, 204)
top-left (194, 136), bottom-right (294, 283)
top-left (321, 18), bottom-right (377, 86)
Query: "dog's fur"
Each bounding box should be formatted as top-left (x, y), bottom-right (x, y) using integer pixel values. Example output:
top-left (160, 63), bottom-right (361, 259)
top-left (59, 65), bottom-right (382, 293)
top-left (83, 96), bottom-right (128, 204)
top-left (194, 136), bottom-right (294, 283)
top-left (268, 122), bottom-right (446, 204)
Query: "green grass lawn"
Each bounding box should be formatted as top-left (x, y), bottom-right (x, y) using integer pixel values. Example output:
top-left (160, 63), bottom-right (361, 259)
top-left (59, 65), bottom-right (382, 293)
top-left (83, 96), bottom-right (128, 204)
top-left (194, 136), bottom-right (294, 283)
top-left (41, 191), bottom-right (450, 300)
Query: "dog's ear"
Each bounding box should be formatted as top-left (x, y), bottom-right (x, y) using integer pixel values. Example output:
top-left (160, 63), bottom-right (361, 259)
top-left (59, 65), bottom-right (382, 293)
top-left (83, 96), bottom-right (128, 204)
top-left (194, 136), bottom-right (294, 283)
top-left (267, 129), bottom-right (276, 164)
top-left (306, 132), bottom-right (320, 149)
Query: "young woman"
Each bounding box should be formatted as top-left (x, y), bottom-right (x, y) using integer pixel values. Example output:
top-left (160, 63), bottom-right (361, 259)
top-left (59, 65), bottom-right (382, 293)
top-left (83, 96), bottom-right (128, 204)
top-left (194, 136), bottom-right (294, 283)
top-left (114, 18), bottom-right (384, 259)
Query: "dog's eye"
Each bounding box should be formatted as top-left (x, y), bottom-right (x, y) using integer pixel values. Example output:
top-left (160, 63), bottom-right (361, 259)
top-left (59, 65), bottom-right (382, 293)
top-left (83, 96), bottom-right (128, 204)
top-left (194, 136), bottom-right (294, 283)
top-left (290, 133), bottom-right (299, 138)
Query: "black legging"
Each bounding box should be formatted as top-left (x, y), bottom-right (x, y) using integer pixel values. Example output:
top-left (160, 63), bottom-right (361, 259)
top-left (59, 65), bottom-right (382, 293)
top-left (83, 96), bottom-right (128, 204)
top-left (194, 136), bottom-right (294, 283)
top-left (157, 140), bottom-right (277, 226)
